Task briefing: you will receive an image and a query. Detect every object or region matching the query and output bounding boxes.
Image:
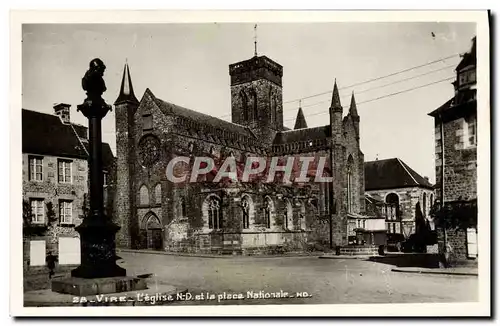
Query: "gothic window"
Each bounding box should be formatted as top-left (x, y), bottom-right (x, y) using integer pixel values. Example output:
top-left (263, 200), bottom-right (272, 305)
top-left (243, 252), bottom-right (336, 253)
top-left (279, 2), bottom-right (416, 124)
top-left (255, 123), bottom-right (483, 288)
top-left (269, 88), bottom-right (275, 123)
top-left (154, 184), bottom-right (161, 205)
top-left (250, 89), bottom-right (258, 121)
top-left (241, 195), bottom-right (251, 229)
top-left (299, 202), bottom-right (306, 230)
top-left (204, 195), bottom-right (222, 230)
top-left (386, 193), bottom-right (400, 218)
top-left (181, 198), bottom-right (186, 217)
top-left (347, 155), bottom-right (354, 213)
top-left (240, 90), bottom-right (248, 121)
top-left (139, 185), bottom-right (149, 205)
top-left (423, 193), bottom-right (427, 217)
top-left (263, 196), bottom-right (274, 229)
top-left (284, 199), bottom-right (293, 230)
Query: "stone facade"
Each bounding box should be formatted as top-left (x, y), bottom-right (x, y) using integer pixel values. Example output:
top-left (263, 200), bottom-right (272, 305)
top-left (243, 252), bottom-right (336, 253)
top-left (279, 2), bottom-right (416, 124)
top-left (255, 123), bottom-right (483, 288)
top-left (429, 36), bottom-right (477, 261)
top-left (114, 54), bottom-right (365, 254)
top-left (22, 108), bottom-right (116, 267)
top-left (365, 186), bottom-right (435, 237)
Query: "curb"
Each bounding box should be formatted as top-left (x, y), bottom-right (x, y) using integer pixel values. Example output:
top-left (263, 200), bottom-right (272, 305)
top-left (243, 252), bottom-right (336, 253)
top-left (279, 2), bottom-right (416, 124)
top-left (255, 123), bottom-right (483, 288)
top-left (319, 255), bottom-right (371, 260)
top-left (391, 268), bottom-right (478, 276)
top-left (117, 249), bottom-right (320, 259)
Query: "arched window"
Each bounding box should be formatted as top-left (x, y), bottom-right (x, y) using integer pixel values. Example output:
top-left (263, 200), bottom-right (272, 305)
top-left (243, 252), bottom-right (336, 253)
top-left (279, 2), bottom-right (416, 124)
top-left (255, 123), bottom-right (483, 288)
top-left (423, 193), bottom-right (427, 217)
top-left (430, 193), bottom-right (434, 209)
top-left (180, 198), bottom-right (186, 217)
top-left (299, 202), bottom-right (306, 230)
top-left (386, 193), bottom-right (400, 219)
top-left (154, 183), bottom-right (161, 205)
top-left (347, 155), bottom-right (354, 213)
top-left (139, 185), bottom-right (149, 205)
top-left (250, 89), bottom-right (258, 121)
top-left (241, 195), bottom-right (253, 229)
top-left (284, 199), bottom-right (293, 230)
top-left (240, 90), bottom-right (248, 121)
top-left (263, 196), bottom-right (274, 229)
top-left (203, 195), bottom-right (222, 230)
top-left (269, 88), bottom-right (275, 123)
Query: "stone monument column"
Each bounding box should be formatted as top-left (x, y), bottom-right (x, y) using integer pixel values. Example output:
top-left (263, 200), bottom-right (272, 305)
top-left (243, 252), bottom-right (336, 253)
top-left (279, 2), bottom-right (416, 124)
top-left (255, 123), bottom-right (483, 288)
top-left (71, 58), bottom-right (126, 278)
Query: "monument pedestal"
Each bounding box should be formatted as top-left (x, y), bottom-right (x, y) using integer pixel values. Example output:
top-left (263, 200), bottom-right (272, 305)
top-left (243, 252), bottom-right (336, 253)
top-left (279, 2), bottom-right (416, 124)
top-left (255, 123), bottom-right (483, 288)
top-left (52, 276), bottom-right (148, 296)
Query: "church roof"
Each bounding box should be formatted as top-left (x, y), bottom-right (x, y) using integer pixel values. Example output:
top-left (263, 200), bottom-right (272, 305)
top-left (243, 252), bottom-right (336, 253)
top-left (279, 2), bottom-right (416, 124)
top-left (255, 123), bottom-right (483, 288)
top-left (364, 158), bottom-right (434, 191)
top-left (293, 107), bottom-right (308, 130)
top-left (273, 125), bottom-right (331, 144)
top-left (22, 109), bottom-right (115, 168)
top-left (149, 89), bottom-right (256, 138)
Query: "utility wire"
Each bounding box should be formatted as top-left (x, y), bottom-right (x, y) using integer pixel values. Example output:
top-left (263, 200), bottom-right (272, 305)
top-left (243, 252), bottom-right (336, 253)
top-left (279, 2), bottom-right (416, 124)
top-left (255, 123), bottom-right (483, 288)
top-left (282, 64), bottom-right (456, 114)
top-left (282, 76), bottom-right (455, 122)
top-left (283, 53), bottom-right (460, 105)
top-left (214, 54), bottom-right (459, 120)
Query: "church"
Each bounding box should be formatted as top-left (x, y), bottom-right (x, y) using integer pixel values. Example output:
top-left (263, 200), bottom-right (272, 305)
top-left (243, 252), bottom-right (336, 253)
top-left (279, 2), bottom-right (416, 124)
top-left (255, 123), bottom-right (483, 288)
top-left (114, 53), bottom-right (365, 254)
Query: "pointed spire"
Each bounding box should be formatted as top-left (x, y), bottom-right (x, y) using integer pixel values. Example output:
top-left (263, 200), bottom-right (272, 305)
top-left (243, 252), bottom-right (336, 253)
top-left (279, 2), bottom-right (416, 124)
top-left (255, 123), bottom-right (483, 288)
top-left (330, 79), bottom-right (342, 110)
top-left (114, 62), bottom-right (139, 105)
top-left (294, 101), bottom-right (308, 130)
top-left (349, 91), bottom-right (359, 117)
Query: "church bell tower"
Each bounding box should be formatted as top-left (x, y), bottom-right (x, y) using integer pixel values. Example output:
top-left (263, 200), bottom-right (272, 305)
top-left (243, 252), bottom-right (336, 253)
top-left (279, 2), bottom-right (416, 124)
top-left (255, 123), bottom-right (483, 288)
top-left (229, 55), bottom-right (284, 133)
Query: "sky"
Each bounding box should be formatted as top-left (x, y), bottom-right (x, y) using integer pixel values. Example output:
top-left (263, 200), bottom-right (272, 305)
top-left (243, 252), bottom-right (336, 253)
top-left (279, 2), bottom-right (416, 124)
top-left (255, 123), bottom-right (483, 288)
top-left (22, 22), bottom-right (476, 184)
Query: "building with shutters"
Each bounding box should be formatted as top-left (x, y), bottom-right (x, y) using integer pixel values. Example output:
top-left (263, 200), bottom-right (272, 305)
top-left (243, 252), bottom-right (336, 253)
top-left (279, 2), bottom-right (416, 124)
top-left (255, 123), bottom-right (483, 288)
top-left (22, 106), bottom-right (115, 268)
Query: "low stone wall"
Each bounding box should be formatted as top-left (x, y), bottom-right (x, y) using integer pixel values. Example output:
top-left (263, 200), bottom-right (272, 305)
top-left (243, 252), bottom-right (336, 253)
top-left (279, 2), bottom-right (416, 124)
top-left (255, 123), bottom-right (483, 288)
top-left (164, 230), bottom-right (311, 255)
top-left (339, 245), bottom-right (380, 256)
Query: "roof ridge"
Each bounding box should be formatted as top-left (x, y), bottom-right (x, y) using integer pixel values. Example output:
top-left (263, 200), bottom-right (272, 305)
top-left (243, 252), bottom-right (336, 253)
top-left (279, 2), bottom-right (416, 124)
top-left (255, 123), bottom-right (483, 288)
top-left (396, 158), bottom-right (419, 186)
top-left (280, 125), bottom-right (329, 134)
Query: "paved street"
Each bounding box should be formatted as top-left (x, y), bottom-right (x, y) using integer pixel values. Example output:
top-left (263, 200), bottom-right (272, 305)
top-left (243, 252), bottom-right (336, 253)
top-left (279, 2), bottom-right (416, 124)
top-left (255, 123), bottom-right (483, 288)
top-left (117, 251), bottom-right (478, 305)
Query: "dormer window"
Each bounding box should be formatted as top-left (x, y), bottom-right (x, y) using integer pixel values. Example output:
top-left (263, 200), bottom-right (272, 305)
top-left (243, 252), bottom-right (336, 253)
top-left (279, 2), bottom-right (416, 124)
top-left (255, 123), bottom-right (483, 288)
top-left (458, 67), bottom-right (476, 88)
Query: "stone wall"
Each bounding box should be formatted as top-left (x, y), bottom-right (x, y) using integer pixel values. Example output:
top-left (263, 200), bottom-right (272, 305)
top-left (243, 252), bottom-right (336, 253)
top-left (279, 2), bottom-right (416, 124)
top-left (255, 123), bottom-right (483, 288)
top-left (437, 228), bottom-right (468, 262)
top-left (435, 115), bottom-right (477, 203)
top-left (22, 153), bottom-right (87, 257)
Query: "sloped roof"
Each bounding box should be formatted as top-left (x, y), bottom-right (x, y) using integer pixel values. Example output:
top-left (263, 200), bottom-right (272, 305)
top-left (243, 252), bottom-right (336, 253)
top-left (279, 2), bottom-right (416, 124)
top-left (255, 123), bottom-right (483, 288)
top-left (22, 109), bottom-right (114, 168)
top-left (149, 90), bottom-right (255, 138)
top-left (364, 158), bottom-right (434, 191)
top-left (273, 125), bottom-right (331, 144)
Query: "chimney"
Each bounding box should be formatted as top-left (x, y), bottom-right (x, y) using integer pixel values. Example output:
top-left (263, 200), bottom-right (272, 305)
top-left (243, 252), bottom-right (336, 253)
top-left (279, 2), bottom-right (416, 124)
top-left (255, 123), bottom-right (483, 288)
top-left (53, 103), bottom-right (71, 124)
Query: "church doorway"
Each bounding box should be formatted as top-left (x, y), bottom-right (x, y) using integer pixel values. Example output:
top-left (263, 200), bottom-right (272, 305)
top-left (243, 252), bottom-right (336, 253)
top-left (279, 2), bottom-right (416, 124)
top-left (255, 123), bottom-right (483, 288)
top-left (143, 212), bottom-right (163, 250)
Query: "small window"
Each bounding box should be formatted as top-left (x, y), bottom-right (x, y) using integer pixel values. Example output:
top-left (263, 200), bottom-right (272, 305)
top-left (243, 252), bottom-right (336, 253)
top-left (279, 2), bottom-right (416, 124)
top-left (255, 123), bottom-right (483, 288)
top-left (103, 171), bottom-right (108, 187)
top-left (465, 115), bottom-right (477, 147)
top-left (58, 159), bottom-right (72, 183)
top-left (143, 114), bottom-right (153, 131)
top-left (59, 200), bottom-right (73, 224)
top-left (30, 199), bottom-right (45, 224)
top-left (29, 156), bottom-right (43, 181)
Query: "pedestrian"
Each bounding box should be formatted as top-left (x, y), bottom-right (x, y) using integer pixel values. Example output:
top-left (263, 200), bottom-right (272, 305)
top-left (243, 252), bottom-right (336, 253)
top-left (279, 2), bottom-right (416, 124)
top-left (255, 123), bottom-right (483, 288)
top-left (46, 251), bottom-right (57, 279)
